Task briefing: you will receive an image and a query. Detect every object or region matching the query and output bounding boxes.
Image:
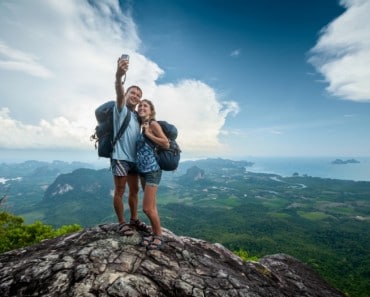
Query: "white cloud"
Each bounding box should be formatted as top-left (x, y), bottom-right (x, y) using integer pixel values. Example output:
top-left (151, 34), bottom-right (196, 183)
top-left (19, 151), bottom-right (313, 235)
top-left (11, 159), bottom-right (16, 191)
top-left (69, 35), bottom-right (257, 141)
top-left (230, 49), bottom-right (241, 57)
top-left (0, 107), bottom-right (90, 149)
top-left (0, 0), bottom-right (238, 156)
top-left (0, 42), bottom-right (52, 77)
top-left (308, 0), bottom-right (370, 102)
top-left (150, 80), bottom-right (239, 153)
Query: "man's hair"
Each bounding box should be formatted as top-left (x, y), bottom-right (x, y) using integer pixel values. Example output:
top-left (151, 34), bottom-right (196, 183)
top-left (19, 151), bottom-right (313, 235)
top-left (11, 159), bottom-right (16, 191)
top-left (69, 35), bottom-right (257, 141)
top-left (126, 85), bottom-right (142, 96)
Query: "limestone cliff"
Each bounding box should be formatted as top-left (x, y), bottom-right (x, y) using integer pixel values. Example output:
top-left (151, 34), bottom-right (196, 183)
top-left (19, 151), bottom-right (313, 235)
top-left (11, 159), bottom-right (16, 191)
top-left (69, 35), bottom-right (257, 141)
top-left (0, 224), bottom-right (345, 297)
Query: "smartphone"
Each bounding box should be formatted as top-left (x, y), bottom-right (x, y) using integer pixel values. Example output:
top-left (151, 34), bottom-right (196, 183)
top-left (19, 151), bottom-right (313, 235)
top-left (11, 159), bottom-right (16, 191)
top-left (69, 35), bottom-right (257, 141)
top-left (120, 54), bottom-right (129, 61)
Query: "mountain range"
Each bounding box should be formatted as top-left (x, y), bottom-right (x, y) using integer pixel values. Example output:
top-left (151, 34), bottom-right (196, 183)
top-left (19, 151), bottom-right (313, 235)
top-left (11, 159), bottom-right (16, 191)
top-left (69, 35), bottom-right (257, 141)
top-left (0, 158), bottom-right (369, 296)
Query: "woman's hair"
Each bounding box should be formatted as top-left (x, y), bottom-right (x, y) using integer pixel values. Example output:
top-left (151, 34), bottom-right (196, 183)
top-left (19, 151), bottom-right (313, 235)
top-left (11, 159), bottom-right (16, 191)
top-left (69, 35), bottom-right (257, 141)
top-left (140, 99), bottom-right (156, 123)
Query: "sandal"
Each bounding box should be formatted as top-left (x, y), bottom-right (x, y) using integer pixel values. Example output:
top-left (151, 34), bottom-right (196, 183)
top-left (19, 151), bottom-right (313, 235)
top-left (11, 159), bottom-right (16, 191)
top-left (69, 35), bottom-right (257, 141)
top-left (140, 234), bottom-right (154, 248)
top-left (130, 218), bottom-right (151, 233)
top-left (147, 235), bottom-right (164, 250)
top-left (117, 223), bottom-right (134, 236)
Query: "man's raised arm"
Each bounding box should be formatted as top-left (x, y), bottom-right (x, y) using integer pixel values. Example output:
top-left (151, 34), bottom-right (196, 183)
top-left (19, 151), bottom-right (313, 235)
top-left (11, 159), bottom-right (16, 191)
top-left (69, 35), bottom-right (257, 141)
top-left (115, 57), bottom-right (129, 110)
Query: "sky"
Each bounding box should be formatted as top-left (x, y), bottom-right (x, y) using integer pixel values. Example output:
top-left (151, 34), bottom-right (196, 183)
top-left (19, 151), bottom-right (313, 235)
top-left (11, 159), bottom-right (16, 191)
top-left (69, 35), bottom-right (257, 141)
top-left (0, 0), bottom-right (370, 164)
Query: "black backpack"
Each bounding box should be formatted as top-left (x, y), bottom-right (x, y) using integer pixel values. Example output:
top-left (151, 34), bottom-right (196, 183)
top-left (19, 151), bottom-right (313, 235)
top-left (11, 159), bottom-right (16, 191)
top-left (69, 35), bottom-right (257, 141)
top-left (145, 121), bottom-right (181, 171)
top-left (90, 101), bottom-right (131, 158)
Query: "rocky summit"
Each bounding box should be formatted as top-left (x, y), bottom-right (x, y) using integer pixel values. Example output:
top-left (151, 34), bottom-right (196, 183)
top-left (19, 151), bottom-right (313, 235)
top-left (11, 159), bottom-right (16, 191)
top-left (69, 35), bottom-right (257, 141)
top-left (0, 224), bottom-right (345, 297)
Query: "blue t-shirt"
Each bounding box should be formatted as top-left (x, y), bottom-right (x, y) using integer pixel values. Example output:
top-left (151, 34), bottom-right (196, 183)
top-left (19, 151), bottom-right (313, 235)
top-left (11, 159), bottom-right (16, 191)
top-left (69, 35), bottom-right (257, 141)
top-left (111, 104), bottom-right (140, 162)
top-left (136, 134), bottom-right (160, 173)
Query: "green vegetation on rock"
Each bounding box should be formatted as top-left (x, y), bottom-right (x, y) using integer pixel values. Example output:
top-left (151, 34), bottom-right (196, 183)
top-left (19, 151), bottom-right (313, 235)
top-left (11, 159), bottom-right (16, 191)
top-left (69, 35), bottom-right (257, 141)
top-left (0, 211), bottom-right (81, 254)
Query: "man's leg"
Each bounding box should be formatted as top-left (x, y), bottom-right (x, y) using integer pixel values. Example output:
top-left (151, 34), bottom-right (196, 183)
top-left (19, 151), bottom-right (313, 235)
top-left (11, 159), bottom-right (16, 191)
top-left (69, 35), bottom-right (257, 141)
top-left (113, 175), bottom-right (127, 224)
top-left (127, 173), bottom-right (139, 221)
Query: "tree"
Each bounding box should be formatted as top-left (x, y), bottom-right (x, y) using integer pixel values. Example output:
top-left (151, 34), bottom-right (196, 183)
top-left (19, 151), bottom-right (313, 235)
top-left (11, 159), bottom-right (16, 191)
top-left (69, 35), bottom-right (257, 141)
top-left (0, 211), bottom-right (81, 254)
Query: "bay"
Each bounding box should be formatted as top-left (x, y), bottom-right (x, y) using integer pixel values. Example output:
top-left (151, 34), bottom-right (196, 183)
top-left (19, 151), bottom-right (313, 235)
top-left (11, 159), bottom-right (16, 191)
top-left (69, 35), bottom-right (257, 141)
top-left (244, 156), bottom-right (370, 182)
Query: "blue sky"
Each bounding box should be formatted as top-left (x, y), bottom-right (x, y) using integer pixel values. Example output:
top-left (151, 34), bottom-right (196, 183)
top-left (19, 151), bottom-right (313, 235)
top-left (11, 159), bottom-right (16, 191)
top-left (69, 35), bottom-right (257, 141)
top-left (0, 0), bottom-right (369, 163)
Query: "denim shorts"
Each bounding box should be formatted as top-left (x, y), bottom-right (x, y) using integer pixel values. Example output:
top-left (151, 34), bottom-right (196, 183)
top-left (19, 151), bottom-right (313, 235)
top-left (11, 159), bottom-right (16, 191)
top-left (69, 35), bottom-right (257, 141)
top-left (139, 169), bottom-right (162, 187)
top-left (111, 159), bottom-right (138, 176)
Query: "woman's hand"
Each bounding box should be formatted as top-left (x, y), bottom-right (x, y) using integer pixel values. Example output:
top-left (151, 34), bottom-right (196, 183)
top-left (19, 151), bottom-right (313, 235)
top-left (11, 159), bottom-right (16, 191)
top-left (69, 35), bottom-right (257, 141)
top-left (144, 121), bottom-right (170, 149)
top-left (142, 122), bottom-right (152, 137)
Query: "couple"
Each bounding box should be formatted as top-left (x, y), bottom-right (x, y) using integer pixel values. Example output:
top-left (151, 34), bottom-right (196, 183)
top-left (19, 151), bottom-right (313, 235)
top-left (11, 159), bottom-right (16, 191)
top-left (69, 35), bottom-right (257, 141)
top-left (111, 56), bottom-right (168, 250)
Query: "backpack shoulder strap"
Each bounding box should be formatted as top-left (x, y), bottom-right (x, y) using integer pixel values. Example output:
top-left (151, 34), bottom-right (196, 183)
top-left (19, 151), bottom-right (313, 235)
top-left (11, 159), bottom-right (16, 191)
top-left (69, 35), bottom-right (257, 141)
top-left (112, 109), bottom-right (131, 147)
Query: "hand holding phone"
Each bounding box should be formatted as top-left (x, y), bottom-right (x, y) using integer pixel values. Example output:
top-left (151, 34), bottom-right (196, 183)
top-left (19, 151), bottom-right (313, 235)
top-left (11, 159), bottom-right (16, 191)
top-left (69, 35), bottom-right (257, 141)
top-left (117, 54), bottom-right (129, 78)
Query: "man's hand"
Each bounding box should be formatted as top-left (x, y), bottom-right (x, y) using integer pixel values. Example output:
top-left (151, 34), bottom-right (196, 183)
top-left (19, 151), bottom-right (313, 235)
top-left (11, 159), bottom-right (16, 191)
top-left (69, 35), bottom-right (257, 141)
top-left (116, 57), bottom-right (129, 79)
top-left (115, 57), bottom-right (129, 108)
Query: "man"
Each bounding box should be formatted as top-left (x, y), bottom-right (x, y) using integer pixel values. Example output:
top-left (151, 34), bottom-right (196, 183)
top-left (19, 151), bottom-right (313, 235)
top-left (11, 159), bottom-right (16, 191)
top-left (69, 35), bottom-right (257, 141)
top-left (111, 56), bottom-right (149, 235)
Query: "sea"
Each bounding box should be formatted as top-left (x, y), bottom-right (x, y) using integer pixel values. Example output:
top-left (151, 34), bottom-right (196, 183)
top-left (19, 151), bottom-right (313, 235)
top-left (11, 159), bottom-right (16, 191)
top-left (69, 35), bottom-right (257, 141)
top-left (242, 156), bottom-right (370, 182)
top-left (1, 150), bottom-right (369, 182)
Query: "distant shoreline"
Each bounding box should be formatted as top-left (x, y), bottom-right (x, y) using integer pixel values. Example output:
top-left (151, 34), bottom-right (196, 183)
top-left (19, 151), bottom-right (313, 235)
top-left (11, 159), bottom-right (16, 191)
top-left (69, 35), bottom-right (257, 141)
top-left (331, 158), bottom-right (360, 165)
top-left (244, 156), bottom-right (370, 182)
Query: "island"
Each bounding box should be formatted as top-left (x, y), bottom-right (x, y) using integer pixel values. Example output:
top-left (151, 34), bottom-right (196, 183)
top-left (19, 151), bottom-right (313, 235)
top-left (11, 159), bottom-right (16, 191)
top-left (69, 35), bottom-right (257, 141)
top-left (331, 158), bottom-right (360, 165)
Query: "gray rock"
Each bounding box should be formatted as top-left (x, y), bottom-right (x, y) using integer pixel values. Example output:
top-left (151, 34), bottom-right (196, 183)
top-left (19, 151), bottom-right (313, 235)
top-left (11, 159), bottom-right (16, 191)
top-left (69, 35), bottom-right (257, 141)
top-left (0, 224), bottom-right (345, 297)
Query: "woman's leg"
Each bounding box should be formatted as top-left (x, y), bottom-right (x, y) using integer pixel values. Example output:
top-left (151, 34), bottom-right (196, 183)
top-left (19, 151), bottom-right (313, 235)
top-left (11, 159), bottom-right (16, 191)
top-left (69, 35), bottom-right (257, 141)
top-left (142, 185), bottom-right (162, 236)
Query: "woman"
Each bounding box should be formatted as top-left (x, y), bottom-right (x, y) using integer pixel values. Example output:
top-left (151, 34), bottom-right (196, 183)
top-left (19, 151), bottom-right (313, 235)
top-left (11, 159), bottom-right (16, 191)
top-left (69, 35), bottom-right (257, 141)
top-left (136, 99), bottom-right (169, 250)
